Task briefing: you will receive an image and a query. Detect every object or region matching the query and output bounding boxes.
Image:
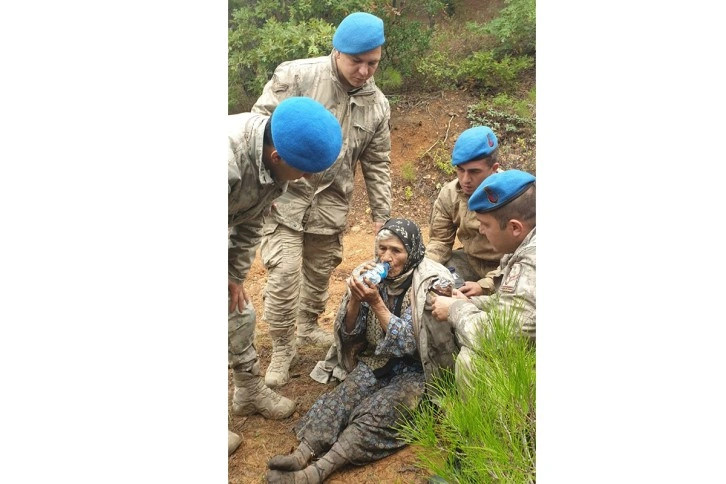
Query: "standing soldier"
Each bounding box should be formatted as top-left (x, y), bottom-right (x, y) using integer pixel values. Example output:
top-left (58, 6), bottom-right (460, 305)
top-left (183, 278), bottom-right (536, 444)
top-left (228, 97), bottom-right (343, 455)
top-left (252, 12), bottom-right (392, 387)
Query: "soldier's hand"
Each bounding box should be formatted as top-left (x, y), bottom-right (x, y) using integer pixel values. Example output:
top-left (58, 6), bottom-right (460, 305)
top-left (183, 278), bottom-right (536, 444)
top-left (459, 281), bottom-right (483, 297)
top-left (373, 220), bottom-right (384, 234)
top-left (431, 295), bottom-right (456, 322)
top-left (228, 280), bottom-right (249, 313)
top-left (451, 288), bottom-right (470, 300)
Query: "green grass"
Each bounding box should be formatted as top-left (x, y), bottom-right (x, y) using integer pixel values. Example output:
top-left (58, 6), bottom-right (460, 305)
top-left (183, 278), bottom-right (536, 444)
top-left (398, 301), bottom-right (536, 483)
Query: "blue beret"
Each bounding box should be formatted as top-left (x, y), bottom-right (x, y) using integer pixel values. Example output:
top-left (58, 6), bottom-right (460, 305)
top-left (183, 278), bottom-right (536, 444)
top-left (333, 12), bottom-right (385, 55)
top-left (452, 126), bottom-right (498, 166)
top-left (271, 97), bottom-right (343, 173)
top-left (468, 170), bottom-right (535, 213)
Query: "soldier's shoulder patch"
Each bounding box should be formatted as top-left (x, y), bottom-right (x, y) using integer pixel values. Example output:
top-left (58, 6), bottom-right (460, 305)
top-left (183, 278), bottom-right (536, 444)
top-left (271, 77), bottom-right (290, 94)
top-left (500, 263), bottom-right (522, 293)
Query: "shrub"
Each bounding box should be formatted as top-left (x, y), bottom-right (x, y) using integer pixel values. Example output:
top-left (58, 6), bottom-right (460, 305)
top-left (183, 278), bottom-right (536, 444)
top-left (467, 93), bottom-right (534, 144)
top-left (379, 14), bottom-right (435, 90)
top-left (481, 0), bottom-right (536, 56)
top-left (415, 50), bottom-right (459, 91)
top-left (466, 95), bottom-right (536, 175)
top-left (404, 185), bottom-right (414, 201)
top-left (429, 146), bottom-right (455, 177)
top-left (228, 15), bottom-right (336, 112)
top-left (401, 160), bottom-right (416, 183)
top-left (228, 1), bottom-right (447, 109)
top-left (457, 52), bottom-right (534, 93)
top-left (376, 67), bottom-right (403, 93)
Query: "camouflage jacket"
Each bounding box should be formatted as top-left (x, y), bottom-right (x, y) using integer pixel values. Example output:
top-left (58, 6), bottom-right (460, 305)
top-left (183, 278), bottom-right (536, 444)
top-left (227, 112), bottom-right (287, 283)
top-left (251, 52), bottom-right (391, 235)
top-left (448, 227), bottom-right (536, 345)
top-left (427, 178), bottom-right (504, 282)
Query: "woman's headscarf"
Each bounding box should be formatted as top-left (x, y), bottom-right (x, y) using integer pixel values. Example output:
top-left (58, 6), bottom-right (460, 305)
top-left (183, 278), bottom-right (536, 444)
top-left (375, 218), bottom-right (426, 293)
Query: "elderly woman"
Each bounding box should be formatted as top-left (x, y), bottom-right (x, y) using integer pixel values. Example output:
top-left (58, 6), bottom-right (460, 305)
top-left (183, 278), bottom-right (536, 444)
top-left (266, 218), bottom-right (459, 484)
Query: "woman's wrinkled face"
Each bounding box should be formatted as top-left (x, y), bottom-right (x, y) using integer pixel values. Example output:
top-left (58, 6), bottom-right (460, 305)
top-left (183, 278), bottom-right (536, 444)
top-left (376, 236), bottom-right (408, 278)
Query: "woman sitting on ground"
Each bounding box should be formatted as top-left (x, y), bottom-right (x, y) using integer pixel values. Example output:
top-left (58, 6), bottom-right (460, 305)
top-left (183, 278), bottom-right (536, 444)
top-left (266, 218), bottom-right (459, 484)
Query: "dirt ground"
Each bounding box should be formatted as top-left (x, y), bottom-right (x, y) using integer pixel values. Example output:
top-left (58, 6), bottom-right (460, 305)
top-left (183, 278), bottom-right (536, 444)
top-left (228, 89), bottom-right (495, 483)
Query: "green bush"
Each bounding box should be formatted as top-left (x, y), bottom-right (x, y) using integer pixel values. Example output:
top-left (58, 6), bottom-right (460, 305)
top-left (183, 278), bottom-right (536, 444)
top-left (381, 16), bottom-right (434, 89)
top-left (398, 302), bottom-right (536, 483)
top-left (401, 160), bottom-right (416, 183)
top-left (228, 15), bottom-right (336, 112)
top-left (457, 52), bottom-right (534, 93)
top-left (481, 0), bottom-right (536, 56)
top-left (430, 146), bottom-right (456, 177)
top-left (466, 93), bottom-right (536, 175)
top-left (228, 1), bottom-right (449, 110)
top-left (404, 185), bottom-right (414, 201)
top-left (228, 0), bottom-right (536, 114)
top-left (468, 93), bottom-right (534, 141)
top-left (376, 67), bottom-right (403, 93)
top-left (415, 50), bottom-right (459, 91)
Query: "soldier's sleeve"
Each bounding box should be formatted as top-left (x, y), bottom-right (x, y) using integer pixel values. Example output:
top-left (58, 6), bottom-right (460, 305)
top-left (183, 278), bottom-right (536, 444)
top-left (250, 62), bottom-right (295, 116)
top-left (427, 191), bottom-right (456, 264)
top-left (228, 222), bottom-right (263, 284)
top-left (448, 248), bottom-right (536, 349)
top-left (447, 299), bottom-right (492, 352)
top-left (359, 102), bottom-right (392, 224)
top-left (466, 295), bottom-right (493, 311)
top-left (496, 250), bottom-right (536, 340)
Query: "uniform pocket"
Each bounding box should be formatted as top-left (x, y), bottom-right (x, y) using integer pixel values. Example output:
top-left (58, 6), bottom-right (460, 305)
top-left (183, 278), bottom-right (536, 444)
top-left (260, 224), bottom-right (281, 270)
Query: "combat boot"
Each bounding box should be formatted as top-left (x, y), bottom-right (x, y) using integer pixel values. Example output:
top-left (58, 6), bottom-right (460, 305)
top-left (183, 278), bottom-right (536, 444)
top-left (232, 366), bottom-right (296, 419)
top-left (295, 312), bottom-right (333, 348)
top-left (265, 330), bottom-right (298, 388)
top-left (228, 430), bottom-right (243, 456)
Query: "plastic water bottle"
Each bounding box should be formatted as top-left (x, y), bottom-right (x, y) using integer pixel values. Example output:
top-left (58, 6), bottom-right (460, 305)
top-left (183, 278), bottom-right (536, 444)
top-left (359, 262), bottom-right (390, 285)
top-left (448, 267), bottom-right (464, 289)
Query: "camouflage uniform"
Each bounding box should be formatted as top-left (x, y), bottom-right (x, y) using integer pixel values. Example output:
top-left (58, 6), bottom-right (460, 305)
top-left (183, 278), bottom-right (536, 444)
top-left (427, 178), bottom-right (503, 292)
top-left (228, 112), bottom-right (286, 371)
top-left (251, 52), bottom-right (391, 385)
top-left (447, 227), bottom-right (536, 381)
top-left (227, 112), bottom-right (295, 435)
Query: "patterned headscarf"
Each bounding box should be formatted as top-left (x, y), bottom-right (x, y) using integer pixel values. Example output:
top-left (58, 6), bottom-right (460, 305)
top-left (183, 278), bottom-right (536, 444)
top-left (376, 218), bottom-right (426, 276)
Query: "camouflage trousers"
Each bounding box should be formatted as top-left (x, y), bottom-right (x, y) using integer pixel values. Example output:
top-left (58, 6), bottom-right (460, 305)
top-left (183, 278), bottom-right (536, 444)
top-left (228, 296), bottom-right (258, 373)
top-left (293, 361), bottom-right (425, 464)
top-left (260, 224), bottom-right (343, 334)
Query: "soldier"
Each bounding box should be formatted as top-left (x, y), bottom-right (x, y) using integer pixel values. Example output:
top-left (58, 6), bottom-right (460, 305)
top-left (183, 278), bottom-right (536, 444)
top-left (228, 97), bottom-right (343, 456)
top-left (251, 12), bottom-right (392, 387)
top-left (427, 126), bottom-right (504, 297)
top-left (431, 169), bottom-right (536, 385)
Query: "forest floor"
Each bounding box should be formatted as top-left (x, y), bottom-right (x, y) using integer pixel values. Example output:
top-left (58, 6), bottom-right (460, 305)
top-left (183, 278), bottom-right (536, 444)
top-left (228, 85), bottom-right (534, 483)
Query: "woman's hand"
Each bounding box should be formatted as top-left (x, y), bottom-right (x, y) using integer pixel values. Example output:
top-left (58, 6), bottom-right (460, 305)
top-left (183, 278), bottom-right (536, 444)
top-left (347, 273), bottom-right (382, 305)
